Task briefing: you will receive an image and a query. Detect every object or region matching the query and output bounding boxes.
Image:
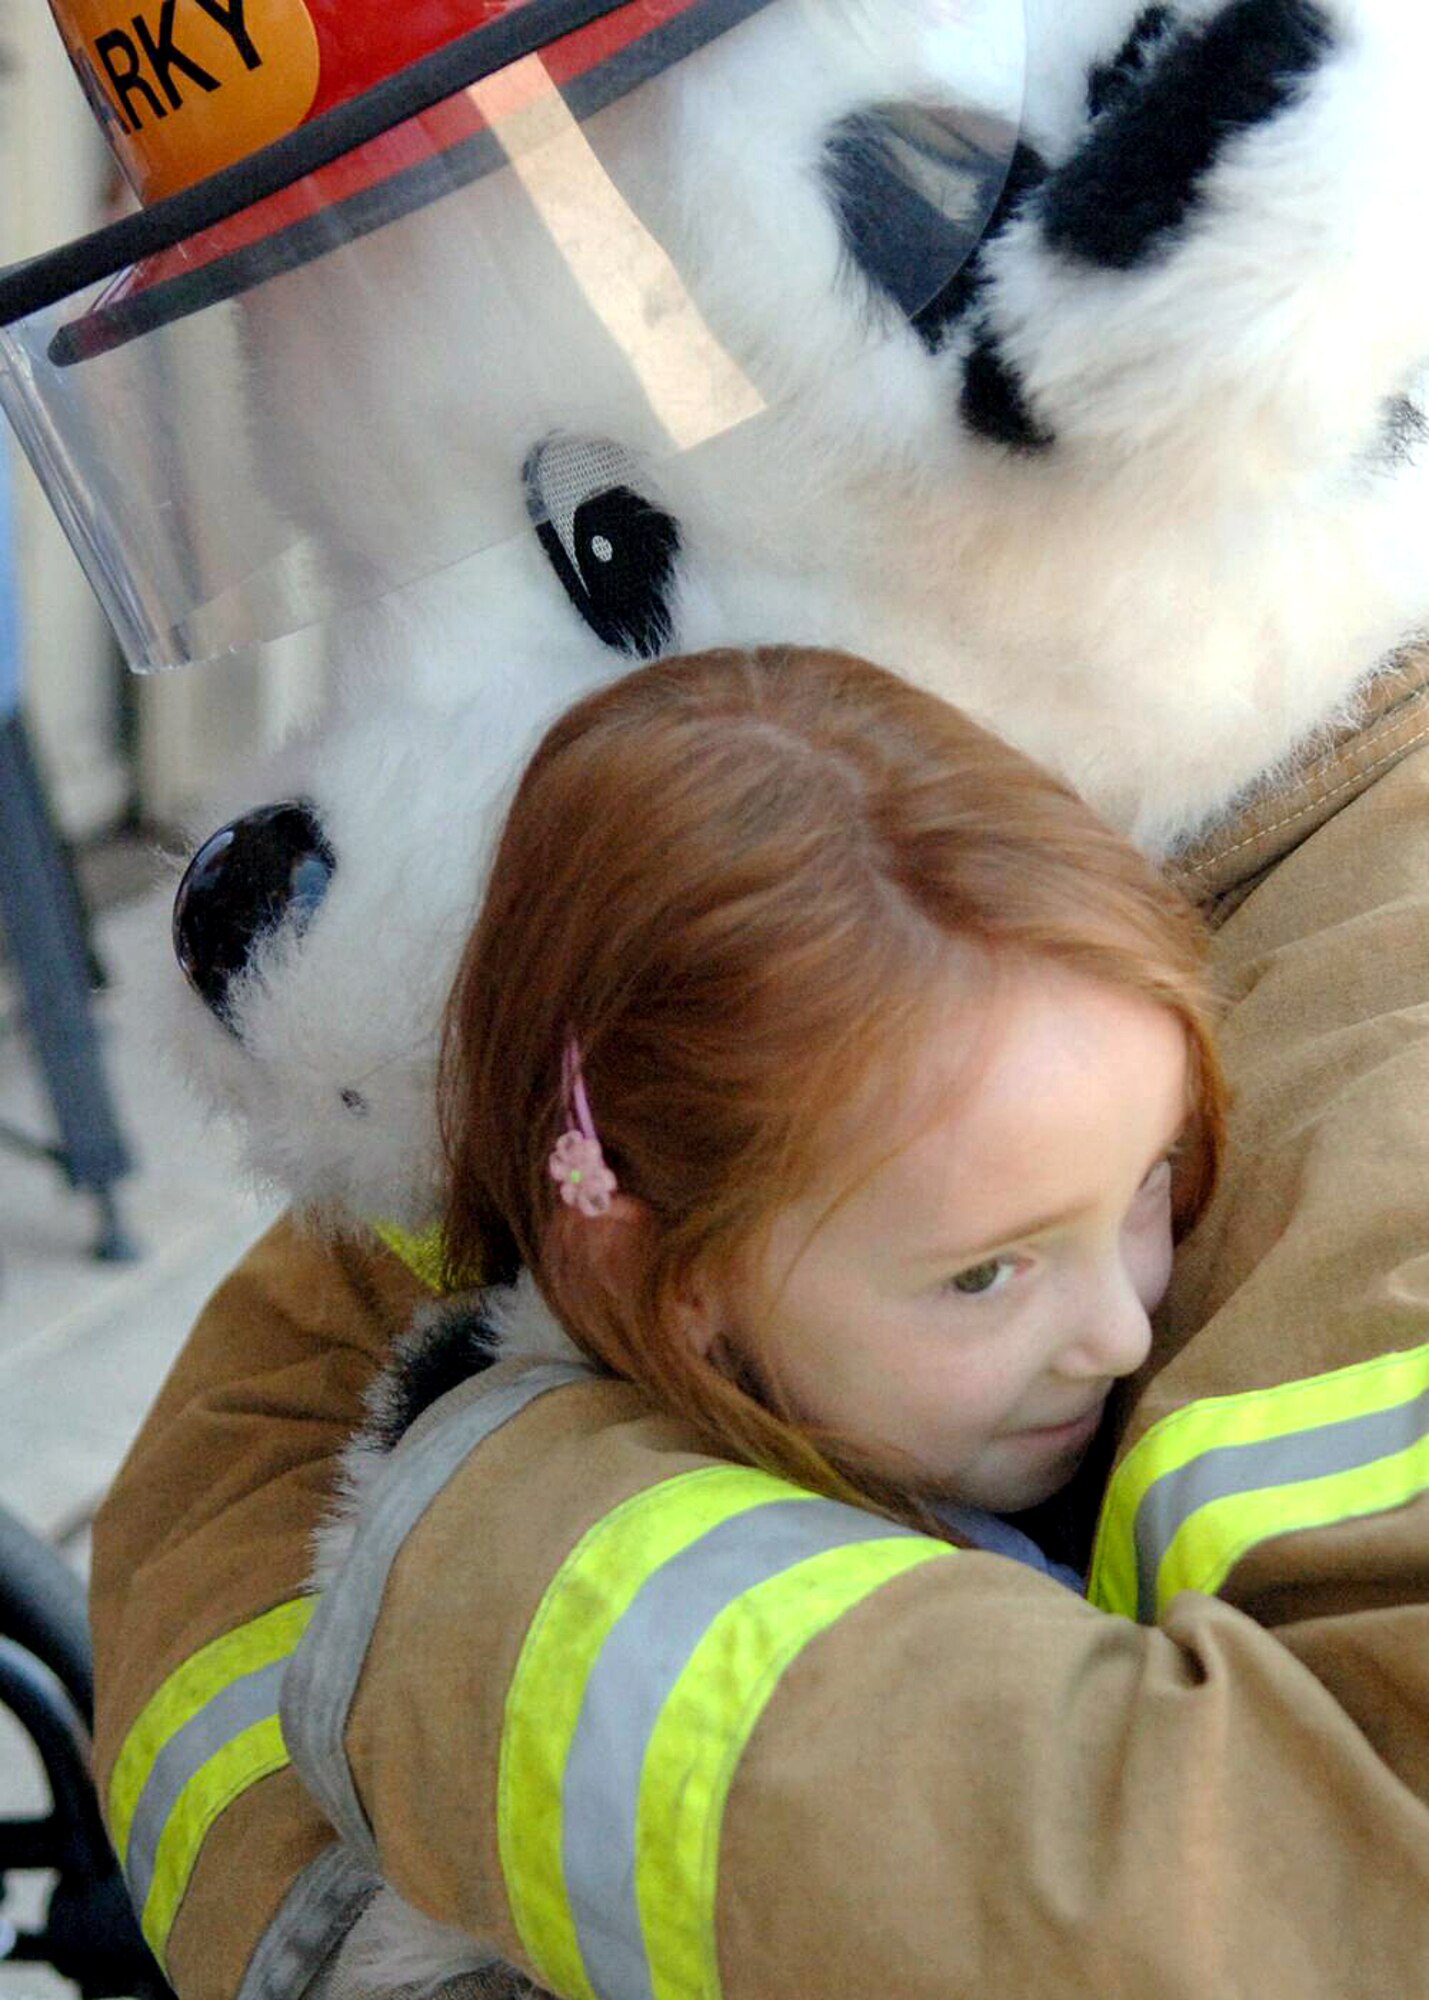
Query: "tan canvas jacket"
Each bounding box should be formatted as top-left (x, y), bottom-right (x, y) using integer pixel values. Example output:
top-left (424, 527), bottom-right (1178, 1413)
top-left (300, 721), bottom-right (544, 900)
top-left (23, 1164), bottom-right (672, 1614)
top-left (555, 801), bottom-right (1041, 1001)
top-left (90, 653), bottom-right (1429, 2000)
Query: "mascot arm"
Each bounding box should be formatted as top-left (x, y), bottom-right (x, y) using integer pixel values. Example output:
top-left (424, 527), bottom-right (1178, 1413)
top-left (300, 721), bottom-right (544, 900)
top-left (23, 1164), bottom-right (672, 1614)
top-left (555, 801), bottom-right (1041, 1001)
top-left (1102, 740), bottom-right (1429, 1758)
top-left (88, 1214), bottom-right (432, 2000)
top-left (300, 1367), bottom-right (1429, 2000)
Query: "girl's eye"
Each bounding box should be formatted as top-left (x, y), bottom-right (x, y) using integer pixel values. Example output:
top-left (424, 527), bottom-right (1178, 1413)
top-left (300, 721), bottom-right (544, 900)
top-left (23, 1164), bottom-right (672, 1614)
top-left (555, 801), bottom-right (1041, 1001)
top-left (947, 1257), bottom-right (1017, 1298)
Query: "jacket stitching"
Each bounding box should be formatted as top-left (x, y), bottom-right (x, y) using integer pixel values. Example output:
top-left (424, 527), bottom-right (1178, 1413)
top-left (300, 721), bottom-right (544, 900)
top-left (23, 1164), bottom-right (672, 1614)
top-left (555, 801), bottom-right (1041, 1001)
top-left (1185, 707), bottom-right (1429, 880)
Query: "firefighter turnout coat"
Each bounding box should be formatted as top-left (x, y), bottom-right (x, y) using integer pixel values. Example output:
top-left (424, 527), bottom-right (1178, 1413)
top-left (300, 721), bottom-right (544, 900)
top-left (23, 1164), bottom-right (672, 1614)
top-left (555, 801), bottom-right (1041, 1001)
top-left (90, 653), bottom-right (1429, 2000)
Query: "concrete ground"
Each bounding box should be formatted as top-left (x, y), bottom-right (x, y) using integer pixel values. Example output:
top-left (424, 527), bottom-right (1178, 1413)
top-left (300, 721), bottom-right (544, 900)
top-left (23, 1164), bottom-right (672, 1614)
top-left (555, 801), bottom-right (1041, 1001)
top-left (0, 848), bottom-right (280, 1995)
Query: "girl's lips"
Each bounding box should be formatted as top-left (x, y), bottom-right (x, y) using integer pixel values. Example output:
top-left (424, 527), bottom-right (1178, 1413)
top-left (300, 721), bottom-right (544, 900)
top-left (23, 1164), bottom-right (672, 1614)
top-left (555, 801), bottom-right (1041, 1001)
top-left (1012, 1400), bottom-right (1107, 1448)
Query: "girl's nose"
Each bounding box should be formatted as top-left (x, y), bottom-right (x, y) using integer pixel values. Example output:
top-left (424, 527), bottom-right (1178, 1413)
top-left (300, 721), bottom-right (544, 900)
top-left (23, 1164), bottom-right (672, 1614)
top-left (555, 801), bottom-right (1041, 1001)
top-left (1056, 1268), bottom-right (1154, 1382)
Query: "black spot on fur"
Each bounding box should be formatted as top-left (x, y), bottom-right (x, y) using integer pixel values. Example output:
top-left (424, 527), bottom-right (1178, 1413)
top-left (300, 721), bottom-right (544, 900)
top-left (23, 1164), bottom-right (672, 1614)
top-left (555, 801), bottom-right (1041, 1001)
top-left (1046, 0), bottom-right (1334, 270)
top-left (367, 1304), bottom-right (501, 1452)
top-left (913, 142), bottom-right (1048, 352)
top-left (960, 333), bottom-right (1055, 453)
top-left (1087, 6), bottom-right (1175, 121)
top-left (1378, 396), bottom-right (1429, 469)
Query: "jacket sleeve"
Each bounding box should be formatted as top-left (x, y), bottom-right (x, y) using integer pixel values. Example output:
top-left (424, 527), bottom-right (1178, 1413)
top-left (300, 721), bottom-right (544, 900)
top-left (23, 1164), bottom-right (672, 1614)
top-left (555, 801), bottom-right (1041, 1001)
top-left (89, 1212), bottom-right (430, 2000)
top-left (304, 1368), bottom-right (1429, 2000)
top-left (1086, 742), bottom-right (1429, 1778)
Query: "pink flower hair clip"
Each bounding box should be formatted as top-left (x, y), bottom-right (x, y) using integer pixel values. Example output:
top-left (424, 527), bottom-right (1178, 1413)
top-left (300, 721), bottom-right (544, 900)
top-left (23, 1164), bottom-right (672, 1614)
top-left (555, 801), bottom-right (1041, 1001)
top-left (548, 1036), bottom-right (618, 1218)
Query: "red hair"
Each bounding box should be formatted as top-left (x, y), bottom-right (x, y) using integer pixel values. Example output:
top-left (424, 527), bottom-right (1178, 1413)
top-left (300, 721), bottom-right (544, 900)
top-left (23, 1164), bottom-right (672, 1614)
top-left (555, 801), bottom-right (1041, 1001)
top-left (440, 647), bottom-right (1225, 1515)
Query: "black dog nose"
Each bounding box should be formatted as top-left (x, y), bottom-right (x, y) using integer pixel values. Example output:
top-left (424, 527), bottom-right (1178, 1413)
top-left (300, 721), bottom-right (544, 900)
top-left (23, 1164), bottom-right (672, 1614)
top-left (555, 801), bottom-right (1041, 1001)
top-left (173, 802), bottom-right (335, 1025)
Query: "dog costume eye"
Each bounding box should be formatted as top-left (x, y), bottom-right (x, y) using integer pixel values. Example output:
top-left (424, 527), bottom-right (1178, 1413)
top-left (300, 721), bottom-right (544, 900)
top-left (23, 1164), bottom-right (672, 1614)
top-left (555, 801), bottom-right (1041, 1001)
top-left (525, 436), bottom-right (681, 659)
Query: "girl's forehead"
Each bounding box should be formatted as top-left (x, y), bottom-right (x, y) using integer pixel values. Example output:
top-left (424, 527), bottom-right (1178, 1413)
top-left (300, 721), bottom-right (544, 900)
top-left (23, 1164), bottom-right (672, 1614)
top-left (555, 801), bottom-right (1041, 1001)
top-left (810, 962), bottom-right (1189, 1225)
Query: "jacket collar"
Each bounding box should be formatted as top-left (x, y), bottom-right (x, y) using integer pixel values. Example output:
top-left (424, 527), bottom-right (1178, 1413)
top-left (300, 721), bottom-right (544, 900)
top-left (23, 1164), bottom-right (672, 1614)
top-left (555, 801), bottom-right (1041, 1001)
top-left (1168, 645), bottom-right (1429, 920)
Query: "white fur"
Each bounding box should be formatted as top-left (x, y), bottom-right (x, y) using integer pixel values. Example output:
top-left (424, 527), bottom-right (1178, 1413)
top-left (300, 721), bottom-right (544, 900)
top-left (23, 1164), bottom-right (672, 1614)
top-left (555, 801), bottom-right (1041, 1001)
top-left (161, 1), bottom-right (1429, 1239)
top-left (479, 1271), bottom-right (586, 1370)
top-left (324, 1887), bottom-right (535, 2000)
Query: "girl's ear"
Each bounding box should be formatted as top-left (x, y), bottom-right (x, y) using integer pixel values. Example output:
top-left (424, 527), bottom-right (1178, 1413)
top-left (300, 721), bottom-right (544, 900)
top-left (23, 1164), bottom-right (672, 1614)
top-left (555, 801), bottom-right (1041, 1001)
top-left (667, 1263), bottom-right (738, 1360)
top-left (668, 1285), bottom-right (719, 1359)
top-left (549, 1197), bottom-right (736, 1358)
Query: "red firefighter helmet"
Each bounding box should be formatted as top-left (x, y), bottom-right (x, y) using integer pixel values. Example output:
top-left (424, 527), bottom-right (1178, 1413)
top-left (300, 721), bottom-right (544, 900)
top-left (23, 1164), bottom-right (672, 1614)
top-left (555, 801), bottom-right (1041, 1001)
top-left (53, 0), bottom-right (690, 206)
top-left (0, 0), bottom-right (1027, 669)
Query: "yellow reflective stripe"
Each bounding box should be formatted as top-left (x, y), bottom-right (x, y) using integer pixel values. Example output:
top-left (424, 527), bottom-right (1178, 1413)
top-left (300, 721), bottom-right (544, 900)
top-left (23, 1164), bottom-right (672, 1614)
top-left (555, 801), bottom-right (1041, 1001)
top-left (371, 1219), bottom-right (448, 1292)
top-left (108, 1597), bottom-right (313, 1866)
top-left (635, 1537), bottom-right (945, 2000)
top-left (499, 1465), bottom-right (806, 2000)
top-left (1089, 1342), bottom-right (1429, 1620)
top-left (1153, 1427), bottom-right (1429, 1613)
top-left (500, 1467), bottom-right (953, 2000)
top-left (141, 1714), bottom-right (291, 1966)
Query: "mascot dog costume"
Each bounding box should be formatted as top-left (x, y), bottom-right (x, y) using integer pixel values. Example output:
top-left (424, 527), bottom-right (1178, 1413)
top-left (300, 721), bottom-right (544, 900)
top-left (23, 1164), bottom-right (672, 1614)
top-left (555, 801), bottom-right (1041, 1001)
top-left (2, 2), bottom-right (1429, 1995)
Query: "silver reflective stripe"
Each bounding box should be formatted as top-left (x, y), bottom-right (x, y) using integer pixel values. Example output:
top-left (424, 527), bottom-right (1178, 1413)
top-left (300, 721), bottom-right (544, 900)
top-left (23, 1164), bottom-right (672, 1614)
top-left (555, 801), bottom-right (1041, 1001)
top-left (1133, 1385), bottom-right (1429, 1620)
top-left (563, 1499), bottom-right (918, 2000)
top-left (282, 1362), bottom-right (590, 1868)
top-left (123, 1653), bottom-right (290, 1922)
top-left (237, 1842), bottom-right (378, 2000)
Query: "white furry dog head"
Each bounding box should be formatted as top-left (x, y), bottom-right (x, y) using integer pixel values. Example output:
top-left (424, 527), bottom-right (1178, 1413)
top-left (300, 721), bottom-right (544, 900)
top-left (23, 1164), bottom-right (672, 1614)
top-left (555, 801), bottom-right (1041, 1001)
top-left (163, 0), bottom-right (1429, 1233)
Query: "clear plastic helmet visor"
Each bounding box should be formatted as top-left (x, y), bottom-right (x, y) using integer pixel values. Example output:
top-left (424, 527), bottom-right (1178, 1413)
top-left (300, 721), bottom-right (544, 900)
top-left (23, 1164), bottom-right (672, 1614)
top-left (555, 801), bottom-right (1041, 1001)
top-left (0, 0), bottom-right (1026, 672)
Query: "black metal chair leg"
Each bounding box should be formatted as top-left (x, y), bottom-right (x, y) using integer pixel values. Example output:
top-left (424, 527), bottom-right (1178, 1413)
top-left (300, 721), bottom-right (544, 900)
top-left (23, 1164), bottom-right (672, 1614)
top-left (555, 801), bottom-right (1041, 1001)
top-left (0, 1503), bottom-right (172, 1998)
top-left (91, 1183), bottom-right (139, 1264)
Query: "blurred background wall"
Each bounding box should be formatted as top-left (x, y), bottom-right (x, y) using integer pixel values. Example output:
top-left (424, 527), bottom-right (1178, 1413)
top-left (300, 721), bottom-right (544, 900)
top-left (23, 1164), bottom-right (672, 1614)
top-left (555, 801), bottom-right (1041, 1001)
top-left (0, 3), bottom-right (329, 843)
top-left (0, 1), bottom-right (123, 841)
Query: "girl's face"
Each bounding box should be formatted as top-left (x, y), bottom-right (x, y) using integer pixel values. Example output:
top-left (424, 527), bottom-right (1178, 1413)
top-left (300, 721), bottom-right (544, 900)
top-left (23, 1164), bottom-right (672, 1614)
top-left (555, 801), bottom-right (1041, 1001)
top-left (696, 961), bottom-right (1190, 1513)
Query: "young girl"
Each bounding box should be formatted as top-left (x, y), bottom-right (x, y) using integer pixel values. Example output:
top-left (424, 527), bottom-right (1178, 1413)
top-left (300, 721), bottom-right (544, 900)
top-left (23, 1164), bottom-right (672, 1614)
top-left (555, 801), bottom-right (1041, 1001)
top-left (432, 642), bottom-right (1227, 1572)
top-left (309, 641), bottom-right (1228, 1996)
